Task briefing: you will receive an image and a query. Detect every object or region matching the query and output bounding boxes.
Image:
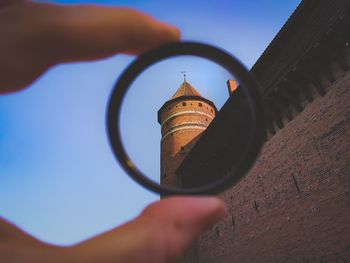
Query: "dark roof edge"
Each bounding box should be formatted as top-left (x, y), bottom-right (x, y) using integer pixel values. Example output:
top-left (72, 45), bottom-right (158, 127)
top-left (250, 0), bottom-right (305, 73)
top-left (250, 0), bottom-right (350, 95)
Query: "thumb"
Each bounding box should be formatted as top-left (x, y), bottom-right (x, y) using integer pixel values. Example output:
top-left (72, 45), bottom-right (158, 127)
top-left (73, 197), bottom-right (227, 263)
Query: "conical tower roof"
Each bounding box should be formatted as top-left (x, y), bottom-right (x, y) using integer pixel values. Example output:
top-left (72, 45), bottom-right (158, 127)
top-left (171, 80), bottom-right (202, 99)
top-left (158, 79), bottom-right (218, 124)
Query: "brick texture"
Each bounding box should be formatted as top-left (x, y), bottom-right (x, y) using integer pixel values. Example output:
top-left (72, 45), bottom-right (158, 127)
top-left (185, 68), bottom-right (350, 263)
top-left (159, 99), bottom-right (216, 188)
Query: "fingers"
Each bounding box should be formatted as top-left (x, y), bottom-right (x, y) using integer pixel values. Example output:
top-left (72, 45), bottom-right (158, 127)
top-left (141, 196), bottom-right (227, 240)
top-left (36, 3), bottom-right (180, 62)
top-left (73, 197), bottom-right (227, 263)
top-left (0, 1), bottom-right (180, 93)
top-left (139, 196), bottom-right (227, 262)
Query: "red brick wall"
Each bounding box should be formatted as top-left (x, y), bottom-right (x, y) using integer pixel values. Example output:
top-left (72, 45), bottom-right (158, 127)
top-left (187, 68), bottom-right (350, 262)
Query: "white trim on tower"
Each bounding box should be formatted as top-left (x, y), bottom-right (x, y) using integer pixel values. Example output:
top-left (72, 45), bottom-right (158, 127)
top-left (161, 110), bottom-right (214, 126)
top-left (161, 122), bottom-right (208, 141)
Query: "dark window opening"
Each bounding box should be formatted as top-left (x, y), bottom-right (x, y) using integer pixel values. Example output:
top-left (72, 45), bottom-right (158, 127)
top-left (180, 146), bottom-right (186, 154)
top-left (198, 103), bottom-right (203, 107)
top-left (182, 102), bottom-right (187, 106)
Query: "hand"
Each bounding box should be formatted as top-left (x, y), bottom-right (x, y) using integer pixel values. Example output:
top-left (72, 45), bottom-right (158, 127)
top-left (1, 197), bottom-right (227, 263)
top-left (0, 0), bottom-right (179, 93)
top-left (0, 1), bottom-right (227, 262)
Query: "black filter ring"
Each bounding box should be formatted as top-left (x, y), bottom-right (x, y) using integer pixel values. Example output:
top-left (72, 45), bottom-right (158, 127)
top-left (107, 41), bottom-right (266, 196)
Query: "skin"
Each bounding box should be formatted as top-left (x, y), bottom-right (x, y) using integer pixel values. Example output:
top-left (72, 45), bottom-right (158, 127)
top-left (0, 1), bottom-right (227, 262)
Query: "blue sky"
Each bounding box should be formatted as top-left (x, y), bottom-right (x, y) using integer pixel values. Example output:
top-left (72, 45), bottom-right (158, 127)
top-left (0, 0), bottom-right (300, 245)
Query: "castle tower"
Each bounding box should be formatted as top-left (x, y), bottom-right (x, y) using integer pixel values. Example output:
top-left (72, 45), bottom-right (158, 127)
top-left (158, 79), bottom-right (217, 188)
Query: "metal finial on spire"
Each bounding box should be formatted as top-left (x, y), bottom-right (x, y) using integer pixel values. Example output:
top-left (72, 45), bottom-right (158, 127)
top-left (181, 71), bottom-right (187, 82)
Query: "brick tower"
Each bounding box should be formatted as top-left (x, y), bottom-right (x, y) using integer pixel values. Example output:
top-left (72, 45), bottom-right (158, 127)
top-left (158, 78), bottom-right (217, 188)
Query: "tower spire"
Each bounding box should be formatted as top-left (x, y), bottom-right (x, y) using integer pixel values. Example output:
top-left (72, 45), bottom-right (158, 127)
top-left (181, 71), bottom-right (187, 82)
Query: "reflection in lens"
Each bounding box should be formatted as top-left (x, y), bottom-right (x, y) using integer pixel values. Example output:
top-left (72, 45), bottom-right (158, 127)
top-left (120, 56), bottom-right (253, 192)
top-left (158, 77), bottom-right (219, 188)
top-left (176, 85), bottom-right (253, 189)
top-left (160, 76), bottom-right (253, 190)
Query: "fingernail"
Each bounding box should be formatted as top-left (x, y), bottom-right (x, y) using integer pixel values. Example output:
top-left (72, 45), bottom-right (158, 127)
top-left (170, 25), bottom-right (181, 40)
top-left (159, 23), bottom-right (181, 41)
top-left (201, 197), bottom-right (228, 227)
top-left (176, 196), bottom-right (228, 230)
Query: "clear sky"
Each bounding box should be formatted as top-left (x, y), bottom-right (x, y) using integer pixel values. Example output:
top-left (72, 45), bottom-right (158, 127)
top-left (0, 0), bottom-right (300, 245)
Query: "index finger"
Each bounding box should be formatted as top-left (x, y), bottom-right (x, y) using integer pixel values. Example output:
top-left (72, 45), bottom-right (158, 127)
top-left (0, 1), bottom-right (180, 92)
